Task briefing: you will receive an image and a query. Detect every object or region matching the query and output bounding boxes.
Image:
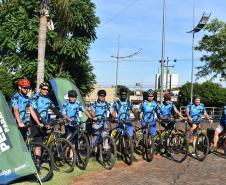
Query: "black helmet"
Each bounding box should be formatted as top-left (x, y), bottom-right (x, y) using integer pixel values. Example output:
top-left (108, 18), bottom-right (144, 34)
top-left (68, 90), bottom-right (77, 97)
top-left (97, 89), bottom-right (106, 97)
top-left (146, 89), bottom-right (154, 96)
top-left (119, 88), bottom-right (128, 95)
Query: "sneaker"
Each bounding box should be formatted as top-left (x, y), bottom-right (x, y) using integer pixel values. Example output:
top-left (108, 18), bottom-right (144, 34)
top-left (210, 146), bottom-right (217, 153)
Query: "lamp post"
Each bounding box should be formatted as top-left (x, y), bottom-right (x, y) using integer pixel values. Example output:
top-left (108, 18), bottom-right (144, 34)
top-left (160, 0), bottom-right (166, 104)
top-left (111, 36), bottom-right (141, 98)
top-left (187, 7), bottom-right (211, 103)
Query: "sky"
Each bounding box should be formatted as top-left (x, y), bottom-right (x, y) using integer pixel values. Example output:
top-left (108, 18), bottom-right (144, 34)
top-left (89, 0), bottom-right (226, 89)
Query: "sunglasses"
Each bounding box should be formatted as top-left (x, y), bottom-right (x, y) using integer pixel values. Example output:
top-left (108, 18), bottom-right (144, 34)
top-left (21, 86), bottom-right (30, 90)
top-left (41, 88), bottom-right (49, 91)
top-left (120, 93), bottom-right (127, 96)
top-left (99, 94), bottom-right (106, 97)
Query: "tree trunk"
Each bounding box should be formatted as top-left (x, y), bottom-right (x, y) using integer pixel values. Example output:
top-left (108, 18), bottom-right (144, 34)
top-left (36, 14), bottom-right (48, 91)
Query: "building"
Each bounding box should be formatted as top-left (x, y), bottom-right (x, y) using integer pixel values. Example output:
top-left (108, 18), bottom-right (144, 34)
top-left (155, 68), bottom-right (179, 90)
top-left (85, 85), bottom-right (116, 103)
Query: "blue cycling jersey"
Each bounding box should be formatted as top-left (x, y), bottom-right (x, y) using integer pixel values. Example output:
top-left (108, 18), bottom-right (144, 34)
top-left (138, 100), bottom-right (160, 123)
top-left (187, 103), bottom-right (206, 123)
top-left (30, 93), bottom-right (55, 122)
top-left (90, 100), bottom-right (110, 117)
top-left (159, 102), bottom-right (176, 119)
top-left (62, 100), bottom-right (85, 126)
top-left (10, 92), bottom-right (29, 124)
top-left (112, 99), bottom-right (133, 122)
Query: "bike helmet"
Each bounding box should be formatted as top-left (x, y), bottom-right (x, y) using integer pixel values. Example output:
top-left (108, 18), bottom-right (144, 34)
top-left (146, 89), bottom-right (154, 96)
top-left (164, 93), bottom-right (172, 101)
top-left (119, 88), bottom-right (128, 95)
top-left (18, 79), bottom-right (30, 87)
top-left (97, 89), bottom-right (106, 97)
top-left (39, 82), bottom-right (49, 88)
top-left (68, 90), bottom-right (77, 97)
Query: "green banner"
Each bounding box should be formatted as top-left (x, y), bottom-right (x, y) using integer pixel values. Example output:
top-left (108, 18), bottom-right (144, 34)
top-left (0, 91), bottom-right (36, 184)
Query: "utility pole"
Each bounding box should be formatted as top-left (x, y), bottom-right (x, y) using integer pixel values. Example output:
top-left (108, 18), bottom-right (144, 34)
top-left (111, 36), bottom-right (141, 98)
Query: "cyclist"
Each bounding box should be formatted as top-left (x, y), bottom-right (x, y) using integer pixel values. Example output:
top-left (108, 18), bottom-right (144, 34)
top-left (62, 90), bottom-right (92, 138)
top-left (137, 89), bottom-right (161, 137)
top-left (159, 93), bottom-right (183, 129)
top-left (11, 79), bottom-right (41, 140)
top-left (111, 88), bottom-right (135, 137)
top-left (89, 90), bottom-right (111, 150)
top-left (186, 95), bottom-right (213, 154)
top-left (111, 88), bottom-right (137, 160)
top-left (210, 106), bottom-right (226, 152)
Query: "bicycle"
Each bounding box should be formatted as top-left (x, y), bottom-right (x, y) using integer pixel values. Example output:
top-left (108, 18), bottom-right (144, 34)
top-left (208, 127), bottom-right (226, 156)
top-left (180, 120), bottom-right (209, 161)
top-left (43, 117), bottom-right (76, 173)
top-left (155, 118), bottom-right (188, 163)
top-left (25, 123), bottom-right (54, 182)
top-left (66, 117), bottom-right (90, 170)
top-left (110, 112), bottom-right (134, 165)
top-left (89, 115), bottom-right (117, 170)
top-left (133, 111), bottom-right (155, 162)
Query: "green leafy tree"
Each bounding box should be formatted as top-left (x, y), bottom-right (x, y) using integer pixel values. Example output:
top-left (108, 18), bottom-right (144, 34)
top-left (178, 81), bottom-right (226, 107)
top-left (195, 19), bottom-right (226, 80)
top-left (0, 67), bottom-right (15, 101)
top-left (0, 0), bottom-right (99, 96)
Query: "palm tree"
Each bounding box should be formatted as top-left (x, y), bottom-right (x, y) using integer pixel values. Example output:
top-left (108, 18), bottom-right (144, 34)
top-left (36, 0), bottom-right (70, 91)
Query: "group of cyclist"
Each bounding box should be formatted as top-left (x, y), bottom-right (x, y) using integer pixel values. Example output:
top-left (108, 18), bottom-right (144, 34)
top-left (10, 78), bottom-right (226, 166)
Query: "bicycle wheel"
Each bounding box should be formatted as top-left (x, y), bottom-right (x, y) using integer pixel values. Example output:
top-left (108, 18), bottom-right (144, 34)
top-left (144, 133), bottom-right (155, 162)
top-left (50, 138), bottom-right (76, 173)
top-left (195, 133), bottom-right (209, 161)
top-left (30, 142), bottom-right (54, 182)
top-left (99, 135), bottom-right (117, 170)
top-left (121, 134), bottom-right (134, 165)
top-left (168, 133), bottom-right (188, 163)
top-left (75, 134), bottom-right (90, 170)
top-left (154, 130), bottom-right (163, 154)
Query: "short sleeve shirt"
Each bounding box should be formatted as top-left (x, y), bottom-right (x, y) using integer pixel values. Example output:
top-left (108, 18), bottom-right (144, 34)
top-left (138, 100), bottom-right (160, 123)
top-left (187, 103), bottom-right (206, 123)
top-left (30, 93), bottom-right (55, 122)
top-left (159, 102), bottom-right (176, 119)
top-left (62, 100), bottom-right (85, 126)
top-left (10, 92), bottom-right (29, 124)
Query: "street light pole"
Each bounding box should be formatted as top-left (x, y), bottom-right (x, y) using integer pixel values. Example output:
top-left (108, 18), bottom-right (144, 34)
top-left (160, 0), bottom-right (166, 104)
top-left (187, 8), bottom-right (211, 103)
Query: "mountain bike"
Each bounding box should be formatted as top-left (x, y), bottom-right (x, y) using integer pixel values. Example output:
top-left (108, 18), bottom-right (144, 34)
top-left (25, 124), bottom-right (54, 182)
top-left (180, 120), bottom-right (209, 161)
top-left (110, 112), bottom-right (134, 165)
top-left (43, 118), bottom-right (76, 173)
top-left (89, 115), bottom-right (117, 170)
top-left (155, 118), bottom-right (188, 163)
top-left (66, 117), bottom-right (90, 170)
top-left (133, 111), bottom-right (155, 162)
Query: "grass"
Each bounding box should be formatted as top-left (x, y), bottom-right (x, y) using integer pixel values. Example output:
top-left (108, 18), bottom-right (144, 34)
top-left (12, 158), bottom-right (104, 185)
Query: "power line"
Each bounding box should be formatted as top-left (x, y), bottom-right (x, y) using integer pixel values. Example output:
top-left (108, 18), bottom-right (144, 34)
top-left (101, 0), bottom-right (141, 27)
top-left (91, 58), bottom-right (200, 63)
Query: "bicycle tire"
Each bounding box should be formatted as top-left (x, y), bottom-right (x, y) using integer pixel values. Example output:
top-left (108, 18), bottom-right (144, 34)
top-left (121, 134), bottom-right (134, 165)
top-left (30, 141), bottom-right (54, 182)
top-left (75, 133), bottom-right (90, 170)
top-left (144, 133), bottom-right (155, 162)
top-left (169, 133), bottom-right (188, 163)
top-left (195, 133), bottom-right (209, 161)
top-left (99, 135), bottom-right (117, 170)
top-left (154, 130), bottom-right (163, 154)
top-left (50, 138), bottom-right (76, 173)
